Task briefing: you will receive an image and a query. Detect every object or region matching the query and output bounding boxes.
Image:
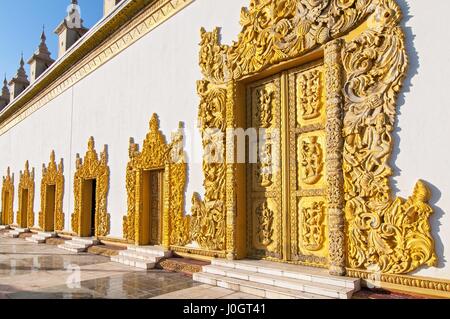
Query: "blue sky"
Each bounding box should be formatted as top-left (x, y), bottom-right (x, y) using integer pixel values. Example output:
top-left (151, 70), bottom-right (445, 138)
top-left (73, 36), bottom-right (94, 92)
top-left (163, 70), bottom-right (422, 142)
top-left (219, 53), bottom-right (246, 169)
top-left (0, 0), bottom-right (103, 81)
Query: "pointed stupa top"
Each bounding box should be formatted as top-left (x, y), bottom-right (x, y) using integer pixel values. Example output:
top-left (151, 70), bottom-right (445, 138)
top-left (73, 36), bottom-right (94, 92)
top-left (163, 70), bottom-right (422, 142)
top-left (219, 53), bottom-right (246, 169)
top-left (28, 26), bottom-right (54, 65)
top-left (9, 54), bottom-right (29, 86)
top-left (2, 76), bottom-right (9, 97)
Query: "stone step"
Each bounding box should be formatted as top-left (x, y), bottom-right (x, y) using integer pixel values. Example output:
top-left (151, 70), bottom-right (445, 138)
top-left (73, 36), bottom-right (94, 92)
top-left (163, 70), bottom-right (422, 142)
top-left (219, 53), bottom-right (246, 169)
top-left (0, 225), bottom-right (10, 230)
top-left (57, 243), bottom-right (87, 253)
top-left (6, 228), bottom-right (30, 238)
top-left (71, 237), bottom-right (100, 245)
top-left (26, 231), bottom-right (58, 244)
top-left (25, 236), bottom-right (46, 244)
top-left (119, 249), bottom-right (164, 262)
top-left (193, 272), bottom-right (333, 299)
top-left (202, 265), bottom-right (354, 299)
top-left (211, 259), bottom-right (360, 290)
top-left (111, 255), bottom-right (156, 269)
top-left (126, 245), bottom-right (172, 258)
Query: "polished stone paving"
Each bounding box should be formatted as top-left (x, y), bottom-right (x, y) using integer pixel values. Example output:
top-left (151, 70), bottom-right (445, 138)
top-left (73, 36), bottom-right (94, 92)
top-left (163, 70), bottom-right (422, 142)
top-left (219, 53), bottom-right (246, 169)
top-left (0, 234), bottom-right (203, 299)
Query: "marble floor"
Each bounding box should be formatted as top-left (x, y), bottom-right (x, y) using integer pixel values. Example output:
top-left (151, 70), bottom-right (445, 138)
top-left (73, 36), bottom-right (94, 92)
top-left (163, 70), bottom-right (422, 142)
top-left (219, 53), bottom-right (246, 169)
top-left (0, 233), bottom-right (255, 299)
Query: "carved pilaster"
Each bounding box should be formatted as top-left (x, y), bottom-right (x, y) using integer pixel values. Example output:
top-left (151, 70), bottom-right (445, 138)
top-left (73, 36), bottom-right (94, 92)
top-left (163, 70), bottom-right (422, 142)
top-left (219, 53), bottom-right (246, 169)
top-left (324, 39), bottom-right (346, 276)
top-left (225, 82), bottom-right (237, 260)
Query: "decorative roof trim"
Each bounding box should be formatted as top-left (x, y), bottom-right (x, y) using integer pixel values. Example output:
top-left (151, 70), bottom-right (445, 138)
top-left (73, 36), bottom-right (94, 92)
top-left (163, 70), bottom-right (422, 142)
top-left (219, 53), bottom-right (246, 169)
top-left (0, 0), bottom-right (194, 135)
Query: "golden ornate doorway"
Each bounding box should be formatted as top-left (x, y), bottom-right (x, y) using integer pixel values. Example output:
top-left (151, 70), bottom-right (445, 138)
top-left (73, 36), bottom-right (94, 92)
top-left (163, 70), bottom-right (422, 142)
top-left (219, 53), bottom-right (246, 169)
top-left (1, 168), bottom-right (14, 226)
top-left (245, 61), bottom-right (329, 266)
top-left (123, 114), bottom-right (190, 248)
top-left (17, 161), bottom-right (35, 228)
top-left (71, 137), bottom-right (110, 237)
top-left (39, 151), bottom-right (65, 232)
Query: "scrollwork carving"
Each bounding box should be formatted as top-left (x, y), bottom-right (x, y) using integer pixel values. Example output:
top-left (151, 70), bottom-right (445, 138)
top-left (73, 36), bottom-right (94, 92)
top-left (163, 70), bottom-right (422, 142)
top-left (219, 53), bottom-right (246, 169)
top-left (342, 0), bottom-right (437, 274)
top-left (302, 201), bottom-right (325, 251)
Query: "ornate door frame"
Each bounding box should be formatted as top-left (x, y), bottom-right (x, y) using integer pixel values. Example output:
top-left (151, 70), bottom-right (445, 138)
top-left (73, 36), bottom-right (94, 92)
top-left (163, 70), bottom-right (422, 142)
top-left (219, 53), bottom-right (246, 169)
top-left (17, 161), bottom-right (35, 228)
top-left (71, 137), bottom-right (110, 237)
top-left (39, 151), bottom-right (65, 232)
top-left (122, 113), bottom-right (190, 248)
top-left (191, 0), bottom-right (436, 277)
top-left (1, 168), bottom-right (14, 226)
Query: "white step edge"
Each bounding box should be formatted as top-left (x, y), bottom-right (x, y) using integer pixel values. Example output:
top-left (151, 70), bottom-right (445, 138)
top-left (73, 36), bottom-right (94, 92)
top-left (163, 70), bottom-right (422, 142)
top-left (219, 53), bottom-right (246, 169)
top-left (126, 245), bottom-right (172, 257)
top-left (202, 265), bottom-right (353, 299)
top-left (193, 272), bottom-right (334, 299)
top-left (119, 250), bottom-right (163, 261)
top-left (111, 255), bottom-right (156, 269)
top-left (212, 259), bottom-right (360, 290)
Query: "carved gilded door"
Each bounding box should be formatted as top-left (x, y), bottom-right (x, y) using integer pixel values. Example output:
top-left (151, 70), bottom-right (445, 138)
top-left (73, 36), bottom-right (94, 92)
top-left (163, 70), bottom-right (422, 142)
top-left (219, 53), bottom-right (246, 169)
top-left (288, 63), bottom-right (329, 267)
top-left (247, 75), bottom-right (283, 260)
top-left (149, 170), bottom-right (163, 245)
top-left (247, 61), bottom-right (329, 266)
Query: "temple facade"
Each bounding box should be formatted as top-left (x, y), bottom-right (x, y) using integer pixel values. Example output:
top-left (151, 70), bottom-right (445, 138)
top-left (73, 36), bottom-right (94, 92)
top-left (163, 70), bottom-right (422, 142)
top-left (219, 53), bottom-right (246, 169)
top-left (0, 0), bottom-right (449, 298)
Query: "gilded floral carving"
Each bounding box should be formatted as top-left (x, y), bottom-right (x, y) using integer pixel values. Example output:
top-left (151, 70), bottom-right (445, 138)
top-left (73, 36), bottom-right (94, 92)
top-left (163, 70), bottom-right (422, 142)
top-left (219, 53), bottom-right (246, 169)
top-left (342, 1), bottom-right (436, 274)
top-left (196, 0), bottom-right (437, 275)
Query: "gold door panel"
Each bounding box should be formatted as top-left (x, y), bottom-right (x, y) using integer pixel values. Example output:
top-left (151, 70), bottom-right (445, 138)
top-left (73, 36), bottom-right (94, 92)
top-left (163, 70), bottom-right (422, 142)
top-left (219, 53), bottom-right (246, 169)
top-left (246, 75), bottom-right (282, 260)
top-left (289, 62), bottom-right (328, 267)
top-left (246, 61), bottom-right (329, 266)
top-left (149, 170), bottom-right (163, 245)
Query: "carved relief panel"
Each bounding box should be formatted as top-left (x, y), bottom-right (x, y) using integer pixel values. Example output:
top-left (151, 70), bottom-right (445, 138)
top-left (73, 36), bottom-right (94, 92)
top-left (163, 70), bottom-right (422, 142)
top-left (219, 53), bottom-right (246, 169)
top-left (246, 76), bottom-right (282, 260)
top-left (289, 63), bottom-right (329, 266)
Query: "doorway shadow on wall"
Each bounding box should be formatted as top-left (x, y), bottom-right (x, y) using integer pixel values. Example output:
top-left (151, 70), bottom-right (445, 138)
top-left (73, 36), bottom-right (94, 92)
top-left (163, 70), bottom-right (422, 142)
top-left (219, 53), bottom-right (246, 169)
top-left (390, 0), bottom-right (419, 195)
top-left (392, 0), bottom-right (446, 270)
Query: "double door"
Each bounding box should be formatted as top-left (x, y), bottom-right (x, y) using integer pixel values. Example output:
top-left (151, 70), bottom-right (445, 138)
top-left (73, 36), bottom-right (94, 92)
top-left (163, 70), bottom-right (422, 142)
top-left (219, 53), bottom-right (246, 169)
top-left (246, 61), bottom-right (329, 266)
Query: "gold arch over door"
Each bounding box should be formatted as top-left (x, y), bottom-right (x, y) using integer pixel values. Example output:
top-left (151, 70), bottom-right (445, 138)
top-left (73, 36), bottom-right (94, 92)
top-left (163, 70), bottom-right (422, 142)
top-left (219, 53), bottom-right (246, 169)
top-left (1, 168), bottom-right (14, 226)
top-left (39, 151), bottom-right (65, 232)
top-left (17, 161), bottom-right (35, 228)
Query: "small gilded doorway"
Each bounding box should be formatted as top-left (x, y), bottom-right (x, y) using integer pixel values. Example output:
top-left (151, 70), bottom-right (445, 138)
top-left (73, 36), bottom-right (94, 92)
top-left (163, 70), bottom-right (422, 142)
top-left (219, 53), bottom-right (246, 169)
top-left (122, 114), bottom-right (189, 248)
top-left (71, 137), bottom-right (110, 238)
top-left (245, 58), bottom-right (330, 267)
top-left (140, 169), bottom-right (164, 245)
top-left (39, 151), bottom-right (65, 232)
top-left (17, 161), bottom-right (35, 229)
top-left (1, 168), bottom-right (14, 226)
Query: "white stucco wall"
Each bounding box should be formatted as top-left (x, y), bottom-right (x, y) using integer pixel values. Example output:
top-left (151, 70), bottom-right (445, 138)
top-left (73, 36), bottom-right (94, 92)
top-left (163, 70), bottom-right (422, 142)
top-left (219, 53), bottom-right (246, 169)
top-left (0, 0), bottom-right (449, 280)
top-left (394, 0), bottom-right (450, 279)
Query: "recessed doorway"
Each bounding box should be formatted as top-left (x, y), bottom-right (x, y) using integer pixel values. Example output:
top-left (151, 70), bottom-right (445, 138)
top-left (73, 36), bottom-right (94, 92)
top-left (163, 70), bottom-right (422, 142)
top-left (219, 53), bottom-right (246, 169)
top-left (80, 179), bottom-right (97, 237)
top-left (140, 169), bottom-right (163, 246)
top-left (44, 185), bottom-right (56, 231)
